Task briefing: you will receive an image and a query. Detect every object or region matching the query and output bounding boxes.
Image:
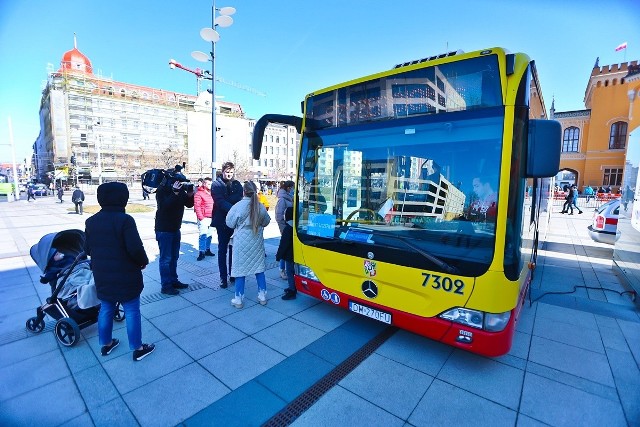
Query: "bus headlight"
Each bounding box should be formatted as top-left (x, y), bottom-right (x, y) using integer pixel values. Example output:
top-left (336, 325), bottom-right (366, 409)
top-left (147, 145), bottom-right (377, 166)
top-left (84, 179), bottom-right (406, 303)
top-left (484, 311), bottom-right (511, 332)
top-left (439, 308), bottom-right (483, 329)
top-left (295, 263), bottom-right (319, 281)
top-left (439, 308), bottom-right (511, 332)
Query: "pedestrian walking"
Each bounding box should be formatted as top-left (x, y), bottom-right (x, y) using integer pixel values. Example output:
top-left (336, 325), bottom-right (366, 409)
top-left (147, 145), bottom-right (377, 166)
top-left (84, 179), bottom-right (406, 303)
top-left (194, 177), bottom-right (215, 261)
top-left (84, 182), bottom-right (155, 361)
top-left (57, 186), bottom-right (64, 203)
top-left (226, 181), bottom-right (271, 308)
top-left (211, 161), bottom-right (243, 288)
top-left (142, 188), bottom-right (150, 200)
top-left (562, 185), bottom-right (582, 215)
top-left (275, 180), bottom-right (295, 279)
top-left (276, 207), bottom-right (296, 300)
top-left (27, 186), bottom-right (36, 202)
top-left (72, 186), bottom-right (85, 214)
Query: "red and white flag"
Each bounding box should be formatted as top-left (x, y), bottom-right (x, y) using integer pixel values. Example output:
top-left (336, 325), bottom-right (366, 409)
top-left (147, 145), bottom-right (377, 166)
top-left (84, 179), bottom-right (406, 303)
top-left (615, 42), bottom-right (628, 52)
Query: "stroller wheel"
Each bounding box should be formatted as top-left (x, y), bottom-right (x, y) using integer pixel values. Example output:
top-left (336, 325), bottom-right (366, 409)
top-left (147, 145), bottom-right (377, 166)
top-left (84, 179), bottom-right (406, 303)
top-left (114, 302), bottom-right (126, 322)
top-left (55, 317), bottom-right (81, 347)
top-left (26, 316), bottom-right (45, 333)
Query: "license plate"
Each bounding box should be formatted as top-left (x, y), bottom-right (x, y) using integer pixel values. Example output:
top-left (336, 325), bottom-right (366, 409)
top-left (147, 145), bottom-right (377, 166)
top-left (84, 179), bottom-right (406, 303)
top-left (349, 301), bottom-right (392, 324)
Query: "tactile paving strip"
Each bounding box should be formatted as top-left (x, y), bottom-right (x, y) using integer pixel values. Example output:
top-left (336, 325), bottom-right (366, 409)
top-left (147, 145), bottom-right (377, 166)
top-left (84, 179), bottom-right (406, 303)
top-left (262, 326), bottom-right (397, 427)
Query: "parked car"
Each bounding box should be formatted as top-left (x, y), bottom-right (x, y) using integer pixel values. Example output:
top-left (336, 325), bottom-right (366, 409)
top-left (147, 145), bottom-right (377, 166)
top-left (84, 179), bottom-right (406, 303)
top-left (588, 199), bottom-right (621, 245)
top-left (31, 184), bottom-right (49, 197)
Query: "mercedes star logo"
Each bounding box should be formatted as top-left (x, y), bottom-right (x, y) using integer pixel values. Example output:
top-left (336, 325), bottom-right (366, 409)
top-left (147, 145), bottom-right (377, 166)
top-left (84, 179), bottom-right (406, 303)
top-left (362, 280), bottom-right (378, 299)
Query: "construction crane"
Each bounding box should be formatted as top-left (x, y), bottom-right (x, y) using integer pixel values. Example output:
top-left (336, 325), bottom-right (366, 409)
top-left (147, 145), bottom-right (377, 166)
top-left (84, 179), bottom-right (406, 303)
top-left (169, 59), bottom-right (266, 97)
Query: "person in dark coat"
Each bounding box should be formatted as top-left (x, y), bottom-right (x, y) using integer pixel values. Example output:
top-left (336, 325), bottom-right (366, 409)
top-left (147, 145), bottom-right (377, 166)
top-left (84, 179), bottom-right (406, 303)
top-left (276, 207), bottom-right (296, 300)
top-left (72, 186), bottom-right (85, 215)
top-left (154, 176), bottom-right (195, 295)
top-left (57, 186), bottom-right (64, 203)
top-left (85, 182), bottom-right (155, 361)
top-left (210, 161), bottom-right (243, 288)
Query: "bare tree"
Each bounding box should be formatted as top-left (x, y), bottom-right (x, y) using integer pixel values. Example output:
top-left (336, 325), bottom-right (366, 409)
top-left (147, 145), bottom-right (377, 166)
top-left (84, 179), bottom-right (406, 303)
top-left (228, 149), bottom-right (253, 182)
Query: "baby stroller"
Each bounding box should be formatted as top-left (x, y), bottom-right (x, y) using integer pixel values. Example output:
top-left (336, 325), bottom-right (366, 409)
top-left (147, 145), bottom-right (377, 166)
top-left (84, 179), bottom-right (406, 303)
top-left (26, 229), bottom-right (124, 346)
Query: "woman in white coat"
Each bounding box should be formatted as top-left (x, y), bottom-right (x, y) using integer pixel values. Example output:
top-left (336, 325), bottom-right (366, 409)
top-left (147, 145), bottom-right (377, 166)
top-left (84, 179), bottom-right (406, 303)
top-left (226, 181), bottom-right (271, 308)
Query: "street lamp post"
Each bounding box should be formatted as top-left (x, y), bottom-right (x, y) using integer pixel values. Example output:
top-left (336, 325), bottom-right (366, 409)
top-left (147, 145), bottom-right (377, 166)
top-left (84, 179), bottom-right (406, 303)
top-left (191, 2), bottom-right (235, 180)
top-left (93, 122), bottom-right (103, 185)
top-left (5, 117), bottom-right (19, 201)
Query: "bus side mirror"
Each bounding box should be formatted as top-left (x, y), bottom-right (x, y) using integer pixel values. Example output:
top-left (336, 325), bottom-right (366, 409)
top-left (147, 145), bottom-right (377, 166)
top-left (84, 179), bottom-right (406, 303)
top-left (526, 119), bottom-right (561, 178)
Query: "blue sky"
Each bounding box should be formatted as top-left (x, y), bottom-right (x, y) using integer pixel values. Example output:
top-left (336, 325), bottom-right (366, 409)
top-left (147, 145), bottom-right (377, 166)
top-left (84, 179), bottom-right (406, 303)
top-left (0, 0), bottom-right (638, 163)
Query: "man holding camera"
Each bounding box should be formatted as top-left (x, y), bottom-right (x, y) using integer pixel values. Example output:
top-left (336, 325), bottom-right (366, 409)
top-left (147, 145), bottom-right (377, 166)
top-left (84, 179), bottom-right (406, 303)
top-left (155, 171), bottom-right (195, 295)
top-left (211, 161), bottom-right (243, 288)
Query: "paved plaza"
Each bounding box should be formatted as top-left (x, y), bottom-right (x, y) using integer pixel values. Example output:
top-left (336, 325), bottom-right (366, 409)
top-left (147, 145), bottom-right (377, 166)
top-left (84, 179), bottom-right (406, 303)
top-left (0, 191), bottom-right (638, 426)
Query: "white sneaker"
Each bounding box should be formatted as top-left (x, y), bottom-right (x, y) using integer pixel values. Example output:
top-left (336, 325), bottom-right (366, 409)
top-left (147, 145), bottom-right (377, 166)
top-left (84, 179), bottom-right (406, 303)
top-left (257, 290), bottom-right (267, 305)
top-left (231, 294), bottom-right (244, 309)
top-left (279, 270), bottom-right (287, 280)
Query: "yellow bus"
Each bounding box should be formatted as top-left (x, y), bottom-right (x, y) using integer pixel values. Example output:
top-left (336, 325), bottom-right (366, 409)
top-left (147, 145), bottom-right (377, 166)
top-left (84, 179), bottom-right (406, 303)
top-left (253, 47), bottom-right (560, 356)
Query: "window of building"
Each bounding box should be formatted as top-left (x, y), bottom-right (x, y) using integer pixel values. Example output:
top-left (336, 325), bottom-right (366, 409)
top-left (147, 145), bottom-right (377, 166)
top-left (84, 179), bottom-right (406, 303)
top-left (120, 89), bottom-right (126, 98)
top-left (276, 147), bottom-right (279, 155)
top-left (269, 159), bottom-right (274, 167)
top-left (290, 160), bottom-right (293, 168)
top-left (263, 159), bottom-right (267, 167)
top-left (80, 133), bottom-right (87, 142)
top-left (609, 121), bottom-right (627, 149)
top-left (270, 146), bottom-right (273, 155)
top-left (562, 127), bottom-right (580, 152)
top-left (276, 137), bottom-right (279, 144)
top-left (603, 168), bottom-right (623, 187)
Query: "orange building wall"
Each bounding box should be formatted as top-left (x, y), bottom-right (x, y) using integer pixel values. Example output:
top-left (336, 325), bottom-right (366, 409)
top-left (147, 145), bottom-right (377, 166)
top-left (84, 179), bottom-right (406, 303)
top-left (555, 60), bottom-right (639, 191)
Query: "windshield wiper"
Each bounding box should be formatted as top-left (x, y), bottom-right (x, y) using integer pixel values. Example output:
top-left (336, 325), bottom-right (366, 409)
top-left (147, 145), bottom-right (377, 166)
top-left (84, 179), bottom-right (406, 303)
top-left (372, 232), bottom-right (459, 274)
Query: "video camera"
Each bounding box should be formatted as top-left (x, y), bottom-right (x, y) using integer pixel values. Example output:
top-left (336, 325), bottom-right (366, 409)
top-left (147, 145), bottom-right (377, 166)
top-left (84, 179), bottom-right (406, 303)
top-left (141, 163), bottom-right (194, 194)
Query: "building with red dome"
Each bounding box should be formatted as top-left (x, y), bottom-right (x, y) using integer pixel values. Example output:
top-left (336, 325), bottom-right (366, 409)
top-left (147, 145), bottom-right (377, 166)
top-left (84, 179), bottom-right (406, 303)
top-left (32, 37), bottom-right (267, 185)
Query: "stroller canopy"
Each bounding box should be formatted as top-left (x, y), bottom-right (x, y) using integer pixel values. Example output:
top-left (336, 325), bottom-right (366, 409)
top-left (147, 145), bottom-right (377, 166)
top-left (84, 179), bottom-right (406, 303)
top-left (30, 229), bottom-right (86, 272)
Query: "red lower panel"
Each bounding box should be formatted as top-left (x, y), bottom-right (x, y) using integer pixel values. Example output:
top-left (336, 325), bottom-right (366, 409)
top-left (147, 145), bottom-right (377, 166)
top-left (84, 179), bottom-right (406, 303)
top-left (296, 276), bottom-right (516, 357)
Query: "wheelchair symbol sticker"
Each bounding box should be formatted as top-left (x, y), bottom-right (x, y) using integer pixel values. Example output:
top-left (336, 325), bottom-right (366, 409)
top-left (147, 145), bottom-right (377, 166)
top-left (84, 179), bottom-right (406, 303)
top-left (320, 289), bottom-right (340, 304)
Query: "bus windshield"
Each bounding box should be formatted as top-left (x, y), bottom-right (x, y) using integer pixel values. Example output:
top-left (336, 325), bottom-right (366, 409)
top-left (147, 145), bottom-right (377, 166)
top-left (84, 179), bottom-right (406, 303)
top-left (297, 108), bottom-right (504, 276)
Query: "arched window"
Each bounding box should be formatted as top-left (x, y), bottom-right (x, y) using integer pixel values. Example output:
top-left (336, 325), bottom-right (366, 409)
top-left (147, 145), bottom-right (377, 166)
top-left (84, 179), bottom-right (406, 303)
top-left (562, 127), bottom-right (580, 152)
top-left (609, 121), bottom-right (627, 149)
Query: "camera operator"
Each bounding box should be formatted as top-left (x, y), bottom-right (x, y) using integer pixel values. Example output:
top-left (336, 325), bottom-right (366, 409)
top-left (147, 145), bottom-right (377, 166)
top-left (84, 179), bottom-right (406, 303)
top-left (211, 161), bottom-right (243, 288)
top-left (155, 173), bottom-right (195, 295)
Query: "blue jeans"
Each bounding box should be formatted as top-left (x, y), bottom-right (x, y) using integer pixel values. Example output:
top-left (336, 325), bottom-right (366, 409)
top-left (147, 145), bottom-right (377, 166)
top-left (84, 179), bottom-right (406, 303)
top-left (285, 260), bottom-right (295, 293)
top-left (197, 220), bottom-right (212, 252)
top-left (279, 259), bottom-right (286, 271)
top-left (216, 225), bottom-right (234, 283)
top-left (99, 297), bottom-right (142, 350)
top-left (156, 230), bottom-right (181, 287)
top-left (234, 272), bottom-right (266, 296)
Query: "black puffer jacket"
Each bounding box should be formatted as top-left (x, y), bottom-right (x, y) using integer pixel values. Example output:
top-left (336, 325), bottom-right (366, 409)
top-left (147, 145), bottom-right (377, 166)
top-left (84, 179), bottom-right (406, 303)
top-left (210, 177), bottom-right (243, 227)
top-left (154, 184), bottom-right (194, 232)
top-left (85, 182), bottom-right (149, 303)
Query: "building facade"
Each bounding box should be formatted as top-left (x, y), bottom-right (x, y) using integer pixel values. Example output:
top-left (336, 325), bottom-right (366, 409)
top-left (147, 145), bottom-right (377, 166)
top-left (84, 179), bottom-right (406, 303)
top-left (553, 59), bottom-right (640, 193)
top-left (33, 39), bottom-right (297, 185)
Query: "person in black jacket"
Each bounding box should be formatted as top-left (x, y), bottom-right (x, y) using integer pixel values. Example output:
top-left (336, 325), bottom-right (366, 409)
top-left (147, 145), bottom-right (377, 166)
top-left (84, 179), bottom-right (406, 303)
top-left (85, 182), bottom-right (155, 361)
top-left (155, 177), bottom-right (195, 295)
top-left (276, 207), bottom-right (296, 300)
top-left (210, 162), bottom-right (243, 288)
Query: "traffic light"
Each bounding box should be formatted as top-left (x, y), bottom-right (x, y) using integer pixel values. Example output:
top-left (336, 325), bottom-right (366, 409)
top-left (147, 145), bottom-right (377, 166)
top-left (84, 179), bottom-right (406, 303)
top-left (70, 155), bottom-right (76, 165)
